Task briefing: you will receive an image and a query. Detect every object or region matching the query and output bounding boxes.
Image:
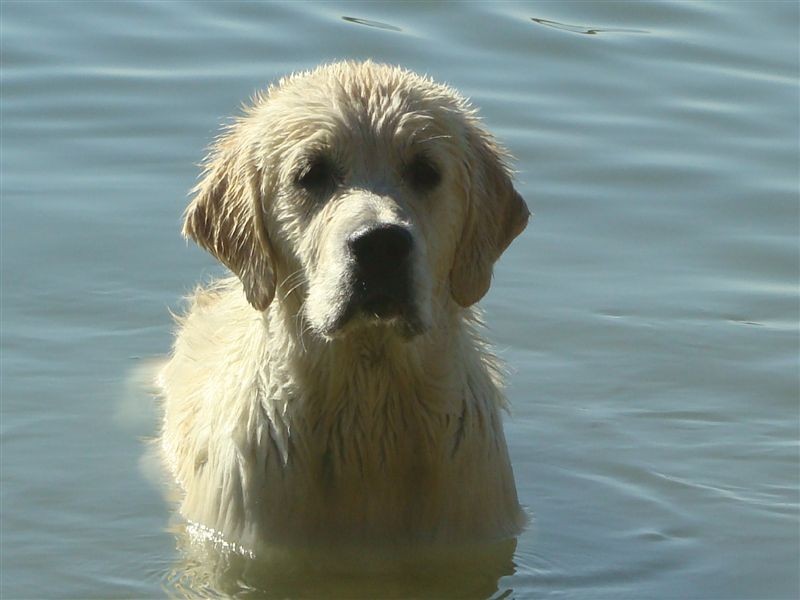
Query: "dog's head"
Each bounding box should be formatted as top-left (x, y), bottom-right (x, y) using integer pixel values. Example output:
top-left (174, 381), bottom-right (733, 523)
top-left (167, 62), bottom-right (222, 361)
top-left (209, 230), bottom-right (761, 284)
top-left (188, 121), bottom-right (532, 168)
top-left (183, 62), bottom-right (529, 340)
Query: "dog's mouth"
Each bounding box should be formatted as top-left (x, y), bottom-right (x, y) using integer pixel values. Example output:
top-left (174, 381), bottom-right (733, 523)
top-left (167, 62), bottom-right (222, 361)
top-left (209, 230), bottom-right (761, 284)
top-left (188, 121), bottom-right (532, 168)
top-left (325, 282), bottom-right (426, 340)
top-left (361, 291), bottom-right (404, 319)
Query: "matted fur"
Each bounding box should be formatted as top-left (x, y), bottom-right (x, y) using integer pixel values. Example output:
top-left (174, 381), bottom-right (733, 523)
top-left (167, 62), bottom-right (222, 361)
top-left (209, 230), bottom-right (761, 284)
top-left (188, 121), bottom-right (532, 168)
top-left (159, 61), bottom-right (529, 550)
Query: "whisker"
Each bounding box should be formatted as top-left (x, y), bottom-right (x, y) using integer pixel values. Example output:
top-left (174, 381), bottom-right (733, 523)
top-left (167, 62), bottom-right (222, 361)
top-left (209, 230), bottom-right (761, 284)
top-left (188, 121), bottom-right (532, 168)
top-left (278, 267), bottom-right (305, 290)
top-left (417, 134), bottom-right (452, 144)
top-left (293, 299), bottom-right (309, 354)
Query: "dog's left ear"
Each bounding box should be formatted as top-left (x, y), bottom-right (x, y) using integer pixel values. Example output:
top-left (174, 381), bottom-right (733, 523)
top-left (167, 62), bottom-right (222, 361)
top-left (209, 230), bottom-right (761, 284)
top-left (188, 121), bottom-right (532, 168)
top-left (450, 127), bottom-right (530, 307)
top-left (182, 132), bottom-right (276, 311)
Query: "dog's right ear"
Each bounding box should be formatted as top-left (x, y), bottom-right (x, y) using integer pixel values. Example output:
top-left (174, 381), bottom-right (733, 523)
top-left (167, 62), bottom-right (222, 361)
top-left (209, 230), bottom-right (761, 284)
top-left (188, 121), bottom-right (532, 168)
top-left (182, 133), bottom-right (276, 311)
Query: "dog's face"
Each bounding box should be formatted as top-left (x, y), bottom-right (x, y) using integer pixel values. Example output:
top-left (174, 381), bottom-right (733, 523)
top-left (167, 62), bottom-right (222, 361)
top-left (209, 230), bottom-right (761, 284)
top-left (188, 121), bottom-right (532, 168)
top-left (183, 62), bottom-right (529, 340)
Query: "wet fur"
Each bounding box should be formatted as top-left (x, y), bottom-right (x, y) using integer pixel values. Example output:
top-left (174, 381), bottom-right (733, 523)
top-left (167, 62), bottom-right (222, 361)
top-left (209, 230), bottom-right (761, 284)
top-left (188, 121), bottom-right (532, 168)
top-left (159, 61), bottom-right (529, 550)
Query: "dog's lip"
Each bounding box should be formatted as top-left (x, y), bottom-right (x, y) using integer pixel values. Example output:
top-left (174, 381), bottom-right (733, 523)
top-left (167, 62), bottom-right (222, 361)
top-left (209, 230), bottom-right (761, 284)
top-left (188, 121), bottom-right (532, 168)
top-left (361, 292), bottom-right (402, 317)
top-left (322, 292), bottom-right (424, 340)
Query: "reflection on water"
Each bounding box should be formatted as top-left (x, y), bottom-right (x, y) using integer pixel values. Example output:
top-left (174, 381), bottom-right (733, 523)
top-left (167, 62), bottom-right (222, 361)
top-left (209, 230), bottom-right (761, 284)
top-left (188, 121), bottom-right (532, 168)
top-left (165, 521), bottom-right (517, 599)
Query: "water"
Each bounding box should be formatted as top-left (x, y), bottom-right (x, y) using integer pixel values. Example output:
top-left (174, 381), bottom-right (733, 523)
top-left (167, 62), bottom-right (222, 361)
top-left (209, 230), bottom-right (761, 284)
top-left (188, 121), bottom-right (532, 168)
top-left (1, 1), bottom-right (797, 598)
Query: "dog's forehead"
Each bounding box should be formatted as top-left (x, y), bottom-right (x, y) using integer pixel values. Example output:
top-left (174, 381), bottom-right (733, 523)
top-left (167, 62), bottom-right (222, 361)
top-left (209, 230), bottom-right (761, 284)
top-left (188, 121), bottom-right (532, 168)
top-left (256, 64), bottom-right (469, 152)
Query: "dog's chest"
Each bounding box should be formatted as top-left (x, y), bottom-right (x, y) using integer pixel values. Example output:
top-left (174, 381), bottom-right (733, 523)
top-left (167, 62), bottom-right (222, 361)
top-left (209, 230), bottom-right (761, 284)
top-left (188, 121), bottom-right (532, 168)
top-left (285, 380), bottom-right (452, 476)
top-left (254, 374), bottom-right (467, 536)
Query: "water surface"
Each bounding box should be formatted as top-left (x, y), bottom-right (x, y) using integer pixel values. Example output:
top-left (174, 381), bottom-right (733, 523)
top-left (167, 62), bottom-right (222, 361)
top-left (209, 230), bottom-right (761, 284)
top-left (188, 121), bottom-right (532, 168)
top-left (2, 1), bottom-right (798, 598)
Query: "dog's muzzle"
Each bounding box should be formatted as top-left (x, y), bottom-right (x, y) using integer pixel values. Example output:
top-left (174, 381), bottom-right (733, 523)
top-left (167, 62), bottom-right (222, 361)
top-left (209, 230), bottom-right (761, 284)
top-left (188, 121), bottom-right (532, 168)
top-left (346, 223), bottom-right (413, 320)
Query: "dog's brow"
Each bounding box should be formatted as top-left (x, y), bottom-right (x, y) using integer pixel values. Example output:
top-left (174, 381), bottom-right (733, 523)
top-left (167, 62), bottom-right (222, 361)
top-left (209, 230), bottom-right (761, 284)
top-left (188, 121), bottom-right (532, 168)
top-left (291, 138), bottom-right (337, 171)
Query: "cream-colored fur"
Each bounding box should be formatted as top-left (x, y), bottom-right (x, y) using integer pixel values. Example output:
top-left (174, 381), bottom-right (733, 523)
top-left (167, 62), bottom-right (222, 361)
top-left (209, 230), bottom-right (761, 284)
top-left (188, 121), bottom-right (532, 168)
top-left (159, 61), bottom-right (530, 551)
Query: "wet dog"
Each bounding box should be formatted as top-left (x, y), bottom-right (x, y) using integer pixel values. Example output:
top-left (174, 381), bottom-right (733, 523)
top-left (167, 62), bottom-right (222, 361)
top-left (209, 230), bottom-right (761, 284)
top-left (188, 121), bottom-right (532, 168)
top-left (159, 61), bottom-right (529, 550)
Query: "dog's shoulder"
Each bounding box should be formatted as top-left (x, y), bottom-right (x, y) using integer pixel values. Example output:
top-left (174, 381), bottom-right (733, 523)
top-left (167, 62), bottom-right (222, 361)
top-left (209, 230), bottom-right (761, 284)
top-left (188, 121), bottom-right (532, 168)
top-left (170, 277), bottom-right (258, 348)
top-left (160, 276), bottom-right (265, 402)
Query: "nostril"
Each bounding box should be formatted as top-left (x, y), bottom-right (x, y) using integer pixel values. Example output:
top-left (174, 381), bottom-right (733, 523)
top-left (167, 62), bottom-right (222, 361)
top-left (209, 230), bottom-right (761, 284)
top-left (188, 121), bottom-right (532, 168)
top-left (348, 224), bottom-right (413, 271)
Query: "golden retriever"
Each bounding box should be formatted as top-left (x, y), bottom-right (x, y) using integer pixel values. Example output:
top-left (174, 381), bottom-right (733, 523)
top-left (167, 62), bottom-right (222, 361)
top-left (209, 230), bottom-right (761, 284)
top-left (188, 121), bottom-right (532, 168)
top-left (159, 61), bottom-right (530, 551)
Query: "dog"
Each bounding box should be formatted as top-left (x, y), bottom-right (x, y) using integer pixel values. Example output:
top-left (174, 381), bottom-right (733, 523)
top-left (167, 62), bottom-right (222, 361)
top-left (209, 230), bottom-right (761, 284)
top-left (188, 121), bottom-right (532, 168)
top-left (159, 61), bottom-right (530, 551)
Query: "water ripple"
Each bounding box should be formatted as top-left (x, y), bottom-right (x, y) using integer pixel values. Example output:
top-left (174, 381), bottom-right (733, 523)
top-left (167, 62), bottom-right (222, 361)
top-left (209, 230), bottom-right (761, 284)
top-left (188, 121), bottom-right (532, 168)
top-left (531, 17), bottom-right (649, 36)
top-left (341, 16), bottom-right (402, 32)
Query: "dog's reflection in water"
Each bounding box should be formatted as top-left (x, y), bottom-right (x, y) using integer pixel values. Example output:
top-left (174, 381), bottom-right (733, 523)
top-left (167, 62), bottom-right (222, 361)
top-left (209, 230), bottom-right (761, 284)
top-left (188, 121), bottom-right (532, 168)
top-left (164, 520), bottom-right (517, 599)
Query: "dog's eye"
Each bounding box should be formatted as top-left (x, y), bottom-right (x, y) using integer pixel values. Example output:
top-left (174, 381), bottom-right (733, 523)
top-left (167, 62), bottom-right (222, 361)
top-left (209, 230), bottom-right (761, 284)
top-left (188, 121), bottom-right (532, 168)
top-left (406, 155), bottom-right (441, 191)
top-left (295, 158), bottom-right (337, 194)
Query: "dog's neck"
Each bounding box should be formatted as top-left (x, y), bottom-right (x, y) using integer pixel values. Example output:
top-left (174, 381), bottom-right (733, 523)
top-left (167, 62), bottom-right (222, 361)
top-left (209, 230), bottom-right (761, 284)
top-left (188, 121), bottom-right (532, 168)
top-left (260, 294), bottom-right (485, 415)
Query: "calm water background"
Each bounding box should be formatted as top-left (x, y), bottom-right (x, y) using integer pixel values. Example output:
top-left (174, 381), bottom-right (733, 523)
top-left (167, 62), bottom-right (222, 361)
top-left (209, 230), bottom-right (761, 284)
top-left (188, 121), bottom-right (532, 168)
top-left (2, 1), bottom-right (798, 598)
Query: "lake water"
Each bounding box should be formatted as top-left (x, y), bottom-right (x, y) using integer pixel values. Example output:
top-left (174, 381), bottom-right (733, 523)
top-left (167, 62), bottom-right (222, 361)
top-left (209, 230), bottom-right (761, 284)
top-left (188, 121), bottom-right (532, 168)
top-left (2, 1), bottom-right (798, 598)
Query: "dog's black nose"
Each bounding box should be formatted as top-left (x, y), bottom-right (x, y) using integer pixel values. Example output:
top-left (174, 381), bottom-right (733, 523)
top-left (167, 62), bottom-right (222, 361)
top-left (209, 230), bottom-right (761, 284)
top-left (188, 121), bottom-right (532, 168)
top-left (348, 224), bottom-right (412, 272)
